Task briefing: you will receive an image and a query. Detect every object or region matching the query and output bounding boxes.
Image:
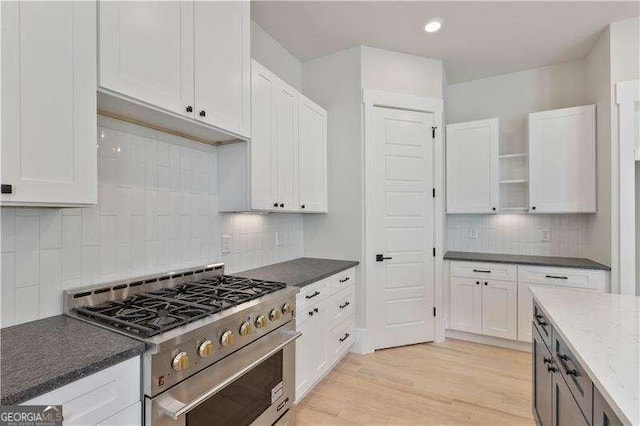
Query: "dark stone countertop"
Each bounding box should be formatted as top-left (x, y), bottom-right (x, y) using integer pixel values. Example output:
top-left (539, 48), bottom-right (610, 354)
top-left (1, 315), bottom-right (145, 405)
top-left (443, 251), bottom-right (611, 271)
top-left (236, 257), bottom-right (359, 288)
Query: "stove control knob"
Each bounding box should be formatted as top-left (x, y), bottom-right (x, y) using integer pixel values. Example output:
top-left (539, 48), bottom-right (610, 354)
top-left (281, 303), bottom-right (292, 315)
top-left (220, 330), bottom-right (235, 347)
top-left (239, 321), bottom-right (253, 336)
top-left (269, 309), bottom-right (281, 321)
top-left (255, 315), bottom-right (268, 328)
top-left (172, 351), bottom-right (190, 371)
top-left (197, 340), bottom-right (214, 358)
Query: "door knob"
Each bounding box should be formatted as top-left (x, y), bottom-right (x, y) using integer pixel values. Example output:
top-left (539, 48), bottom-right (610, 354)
top-left (376, 254), bottom-right (392, 262)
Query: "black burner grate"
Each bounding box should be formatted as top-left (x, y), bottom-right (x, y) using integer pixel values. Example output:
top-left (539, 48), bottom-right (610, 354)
top-left (73, 276), bottom-right (287, 337)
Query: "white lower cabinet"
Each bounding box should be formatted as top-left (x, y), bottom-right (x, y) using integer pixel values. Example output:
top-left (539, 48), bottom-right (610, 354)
top-left (24, 356), bottom-right (141, 425)
top-left (448, 261), bottom-right (608, 343)
top-left (295, 268), bottom-right (355, 403)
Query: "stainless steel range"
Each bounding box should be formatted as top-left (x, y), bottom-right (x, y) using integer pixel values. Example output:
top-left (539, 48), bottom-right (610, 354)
top-left (64, 263), bottom-right (299, 426)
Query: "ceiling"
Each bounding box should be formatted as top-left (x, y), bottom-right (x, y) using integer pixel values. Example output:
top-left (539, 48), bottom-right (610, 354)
top-left (251, 1), bottom-right (639, 83)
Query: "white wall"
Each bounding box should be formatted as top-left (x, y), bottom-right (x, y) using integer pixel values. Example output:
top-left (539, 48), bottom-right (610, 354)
top-left (251, 21), bottom-right (303, 90)
top-left (302, 47), bottom-right (364, 324)
top-left (584, 28), bottom-right (612, 266)
top-left (360, 46), bottom-right (444, 98)
top-left (446, 60), bottom-right (593, 258)
top-left (0, 116), bottom-right (303, 327)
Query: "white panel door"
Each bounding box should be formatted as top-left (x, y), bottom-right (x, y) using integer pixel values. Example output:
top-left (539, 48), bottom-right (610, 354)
top-left (98, 0), bottom-right (194, 117)
top-left (517, 282), bottom-right (552, 342)
top-left (481, 280), bottom-right (517, 340)
top-left (250, 60), bottom-right (278, 210)
top-left (1, 1), bottom-right (97, 206)
top-left (298, 95), bottom-right (328, 212)
top-left (275, 81), bottom-right (299, 211)
top-left (529, 105), bottom-right (596, 213)
top-left (194, 0), bottom-right (250, 137)
top-left (449, 277), bottom-right (482, 334)
top-left (371, 107), bottom-right (435, 350)
top-left (446, 118), bottom-right (499, 213)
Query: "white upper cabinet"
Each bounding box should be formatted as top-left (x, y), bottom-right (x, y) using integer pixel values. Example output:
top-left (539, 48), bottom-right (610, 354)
top-left (298, 95), bottom-right (328, 212)
top-left (1, 1), bottom-right (97, 206)
top-left (98, 1), bottom-right (194, 118)
top-left (194, 0), bottom-right (250, 137)
top-left (218, 60), bottom-right (328, 214)
top-left (250, 61), bottom-right (278, 210)
top-left (275, 81), bottom-right (299, 211)
top-left (528, 105), bottom-right (596, 213)
top-left (446, 118), bottom-right (499, 213)
top-left (98, 0), bottom-right (250, 143)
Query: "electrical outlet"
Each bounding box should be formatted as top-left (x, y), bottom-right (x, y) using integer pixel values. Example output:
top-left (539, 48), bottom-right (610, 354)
top-left (275, 232), bottom-right (283, 247)
top-left (469, 227), bottom-right (478, 240)
top-left (539, 229), bottom-right (551, 242)
top-left (222, 235), bottom-right (232, 254)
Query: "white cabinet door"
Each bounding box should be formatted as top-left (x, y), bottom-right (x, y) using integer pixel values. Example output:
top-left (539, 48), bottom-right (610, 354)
top-left (294, 320), bottom-right (310, 402)
top-left (250, 60), bottom-right (278, 210)
top-left (97, 402), bottom-right (141, 426)
top-left (306, 299), bottom-right (331, 382)
top-left (446, 118), bottom-right (499, 213)
top-left (529, 105), bottom-right (596, 213)
top-left (193, 0), bottom-right (250, 137)
top-left (449, 277), bottom-right (482, 334)
top-left (298, 95), bottom-right (328, 212)
top-left (275, 81), bottom-right (299, 211)
top-left (517, 282), bottom-right (550, 342)
top-left (481, 280), bottom-right (517, 340)
top-left (1, 1), bottom-right (97, 206)
top-left (98, 1), bottom-right (194, 117)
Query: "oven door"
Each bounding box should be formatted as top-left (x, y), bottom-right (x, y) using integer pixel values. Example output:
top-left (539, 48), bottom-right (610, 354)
top-left (147, 323), bottom-right (300, 426)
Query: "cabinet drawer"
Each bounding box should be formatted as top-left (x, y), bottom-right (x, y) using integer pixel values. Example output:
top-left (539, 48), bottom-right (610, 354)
top-left (450, 261), bottom-right (517, 281)
top-left (331, 317), bottom-right (354, 362)
top-left (552, 332), bottom-right (593, 421)
top-left (533, 302), bottom-right (553, 348)
top-left (331, 285), bottom-right (355, 327)
top-left (518, 266), bottom-right (607, 291)
top-left (24, 357), bottom-right (140, 425)
top-left (331, 268), bottom-right (355, 293)
top-left (296, 278), bottom-right (331, 311)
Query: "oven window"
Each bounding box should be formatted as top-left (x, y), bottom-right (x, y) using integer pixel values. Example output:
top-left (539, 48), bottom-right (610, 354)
top-left (187, 350), bottom-right (284, 426)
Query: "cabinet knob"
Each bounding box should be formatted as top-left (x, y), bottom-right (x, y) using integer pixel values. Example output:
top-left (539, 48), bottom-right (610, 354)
top-left (279, 203), bottom-right (284, 208)
top-left (492, 207), bottom-right (496, 211)
top-left (532, 206), bottom-right (537, 210)
top-left (186, 105), bottom-right (193, 113)
top-left (476, 281), bottom-right (480, 285)
top-left (301, 204), bottom-right (305, 209)
top-left (199, 110), bottom-right (206, 117)
top-left (484, 282), bottom-right (488, 286)
top-left (273, 203), bottom-right (278, 208)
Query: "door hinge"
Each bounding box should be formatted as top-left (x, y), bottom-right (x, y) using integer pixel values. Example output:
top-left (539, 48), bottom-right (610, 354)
top-left (432, 247), bottom-right (436, 257)
top-left (432, 188), bottom-right (435, 198)
top-left (431, 126), bottom-right (437, 139)
top-left (433, 307), bottom-right (437, 317)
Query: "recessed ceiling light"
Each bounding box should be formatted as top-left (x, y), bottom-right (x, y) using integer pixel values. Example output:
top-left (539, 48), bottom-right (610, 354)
top-left (424, 19), bottom-right (442, 33)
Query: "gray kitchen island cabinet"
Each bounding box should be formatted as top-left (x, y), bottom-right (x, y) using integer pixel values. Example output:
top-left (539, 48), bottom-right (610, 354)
top-left (531, 292), bottom-right (630, 426)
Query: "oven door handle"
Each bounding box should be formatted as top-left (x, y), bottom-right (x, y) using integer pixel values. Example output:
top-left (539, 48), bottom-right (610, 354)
top-left (156, 329), bottom-right (301, 420)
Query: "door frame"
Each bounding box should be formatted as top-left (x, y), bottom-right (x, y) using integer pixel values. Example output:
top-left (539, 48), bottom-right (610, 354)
top-left (615, 79), bottom-right (639, 295)
top-left (361, 89), bottom-right (444, 353)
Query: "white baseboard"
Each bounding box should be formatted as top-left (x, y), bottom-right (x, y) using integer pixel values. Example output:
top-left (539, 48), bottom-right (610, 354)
top-left (446, 329), bottom-right (532, 352)
top-left (351, 327), bottom-right (374, 354)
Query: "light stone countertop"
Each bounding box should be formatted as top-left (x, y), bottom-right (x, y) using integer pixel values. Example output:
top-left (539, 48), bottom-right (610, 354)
top-left (531, 287), bottom-right (640, 425)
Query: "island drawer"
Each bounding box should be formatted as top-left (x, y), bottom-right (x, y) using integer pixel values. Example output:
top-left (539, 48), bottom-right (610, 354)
top-left (533, 302), bottom-right (553, 347)
top-left (552, 332), bottom-right (593, 421)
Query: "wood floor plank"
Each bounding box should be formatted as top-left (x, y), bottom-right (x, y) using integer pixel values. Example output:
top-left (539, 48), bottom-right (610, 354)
top-left (293, 338), bottom-right (534, 425)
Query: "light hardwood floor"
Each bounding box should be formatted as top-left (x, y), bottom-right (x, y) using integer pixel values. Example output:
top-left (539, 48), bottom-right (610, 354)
top-left (293, 339), bottom-right (534, 425)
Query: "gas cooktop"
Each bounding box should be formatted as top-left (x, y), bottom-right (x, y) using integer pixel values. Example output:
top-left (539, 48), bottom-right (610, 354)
top-left (72, 275), bottom-right (287, 338)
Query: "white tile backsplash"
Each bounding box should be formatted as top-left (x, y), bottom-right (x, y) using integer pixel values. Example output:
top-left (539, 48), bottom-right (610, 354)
top-left (446, 214), bottom-right (589, 257)
top-left (0, 116), bottom-right (303, 327)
